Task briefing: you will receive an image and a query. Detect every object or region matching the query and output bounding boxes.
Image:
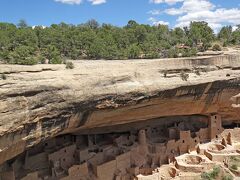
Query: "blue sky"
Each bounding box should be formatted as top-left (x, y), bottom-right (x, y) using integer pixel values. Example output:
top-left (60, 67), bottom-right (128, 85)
top-left (0, 0), bottom-right (240, 31)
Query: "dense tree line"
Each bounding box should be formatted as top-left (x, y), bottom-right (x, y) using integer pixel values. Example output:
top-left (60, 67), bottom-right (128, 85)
top-left (0, 20), bottom-right (240, 65)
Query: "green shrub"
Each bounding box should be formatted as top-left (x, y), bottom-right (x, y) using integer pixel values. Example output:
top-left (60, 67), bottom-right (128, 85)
top-left (180, 71), bottom-right (189, 81)
top-left (212, 166), bottom-right (220, 178)
top-left (37, 55), bottom-right (46, 64)
top-left (201, 172), bottom-right (212, 180)
top-left (42, 45), bottom-right (62, 64)
top-left (167, 48), bottom-right (179, 58)
top-left (223, 41), bottom-right (228, 47)
top-left (127, 44), bottom-right (141, 59)
top-left (222, 174), bottom-right (233, 180)
top-left (231, 164), bottom-right (238, 170)
top-left (1, 74), bottom-right (7, 80)
top-left (230, 156), bottom-right (238, 161)
top-left (7, 46), bottom-right (38, 65)
top-left (0, 50), bottom-right (10, 61)
top-left (162, 70), bottom-right (168, 78)
top-left (203, 42), bottom-right (212, 51)
top-left (190, 48), bottom-right (198, 56)
top-left (50, 57), bottom-right (62, 64)
top-left (144, 51), bottom-right (160, 59)
top-left (182, 48), bottom-right (198, 57)
top-left (195, 70), bottom-right (201, 76)
top-left (212, 44), bottom-right (222, 51)
top-left (65, 61), bottom-right (74, 69)
top-left (201, 166), bottom-right (220, 180)
top-left (23, 57), bottom-right (39, 65)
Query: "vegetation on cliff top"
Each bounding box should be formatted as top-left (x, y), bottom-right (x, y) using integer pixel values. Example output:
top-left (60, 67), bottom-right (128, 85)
top-left (0, 20), bottom-right (240, 65)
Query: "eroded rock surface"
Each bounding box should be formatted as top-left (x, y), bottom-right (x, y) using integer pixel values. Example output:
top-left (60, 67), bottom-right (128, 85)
top-left (0, 54), bottom-right (240, 179)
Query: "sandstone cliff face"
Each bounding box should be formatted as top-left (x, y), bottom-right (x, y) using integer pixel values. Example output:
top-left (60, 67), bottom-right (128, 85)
top-left (0, 54), bottom-right (240, 164)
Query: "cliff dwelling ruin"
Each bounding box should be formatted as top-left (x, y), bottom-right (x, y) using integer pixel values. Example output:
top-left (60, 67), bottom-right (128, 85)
top-left (1, 114), bottom-right (240, 180)
top-left (0, 54), bottom-right (240, 179)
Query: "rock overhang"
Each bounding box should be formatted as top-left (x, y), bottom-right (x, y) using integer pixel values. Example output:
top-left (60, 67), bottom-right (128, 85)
top-left (0, 54), bottom-right (240, 166)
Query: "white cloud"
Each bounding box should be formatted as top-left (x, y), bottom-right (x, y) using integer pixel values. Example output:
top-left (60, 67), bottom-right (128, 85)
top-left (148, 9), bottom-right (162, 15)
top-left (148, 17), bottom-right (157, 22)
top-left (165, 8), bottom-right (183, 15)
top-left (175, 8), bottom-right (240, 32)
top-left (150, 0), bottom-right (184, 5)
top-left (165, 0), bottom-right (215, 15)
top-left (233, 26), bottom-right (238, 31)
top-left (148, 17), bottom-right (169, 26)
top-left (88, 0), bottom-right (106, 5)
top-left (32, 25), bottom-right (46, 29)
top-left (150, 0), bottom-right (163, 3)
top-left (54, 0), bottom-right (82, 5)
top-left (154, 20), bottom-right (170, 26)
top-left (156, 0), bottom-right (240, 32)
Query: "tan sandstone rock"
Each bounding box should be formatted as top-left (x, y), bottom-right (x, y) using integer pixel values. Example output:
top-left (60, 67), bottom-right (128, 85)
top-left (0, 54), bottom-right (240, 165)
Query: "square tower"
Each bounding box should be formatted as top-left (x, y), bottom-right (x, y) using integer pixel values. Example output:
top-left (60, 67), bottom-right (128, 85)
top-left (209, 114), bottom-right (223, 139)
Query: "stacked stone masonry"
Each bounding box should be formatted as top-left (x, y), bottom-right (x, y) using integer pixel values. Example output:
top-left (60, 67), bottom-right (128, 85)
top-left (0, 114), bottom-right (240, 180)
